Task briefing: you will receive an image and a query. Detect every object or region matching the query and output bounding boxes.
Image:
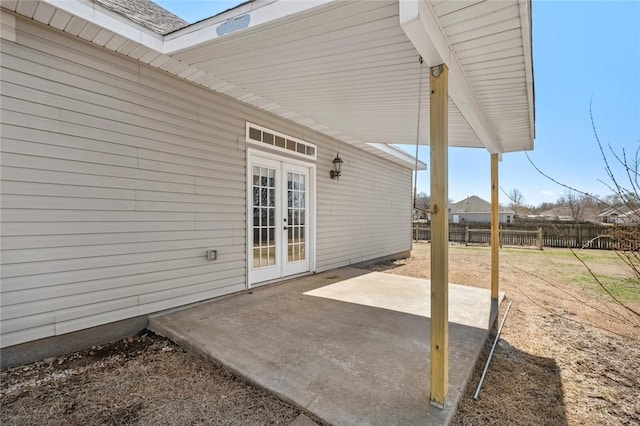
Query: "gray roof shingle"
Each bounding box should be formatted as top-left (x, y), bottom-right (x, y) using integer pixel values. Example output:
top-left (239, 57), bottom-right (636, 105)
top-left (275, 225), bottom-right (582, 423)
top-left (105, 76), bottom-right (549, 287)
top-left (93, 0), bottom-right (188, 35)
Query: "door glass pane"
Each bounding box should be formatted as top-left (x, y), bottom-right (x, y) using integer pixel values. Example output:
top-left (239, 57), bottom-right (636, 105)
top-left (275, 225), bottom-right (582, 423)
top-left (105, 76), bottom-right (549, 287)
top-left (268, 208), bottom-right (275, 226)
top-left (252, 165), bottom-right (276, 269)
top-left (287, 171), bottom-right (307, 263)
top-left (269, 188), bottom-right (276, 207)
top-left (260, 248), bottom-right (267, 266)
top-left (261, 188), bottom-right (267, 207)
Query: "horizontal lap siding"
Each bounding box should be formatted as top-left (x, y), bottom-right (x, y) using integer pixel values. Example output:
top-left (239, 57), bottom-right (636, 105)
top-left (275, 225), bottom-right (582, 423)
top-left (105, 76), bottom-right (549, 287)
top-left (315, 142), bottom-right (412, 271)
top-left (0, 17), bottom-right (250, 348)
top-left (0, 15), bottom-right (412, 348)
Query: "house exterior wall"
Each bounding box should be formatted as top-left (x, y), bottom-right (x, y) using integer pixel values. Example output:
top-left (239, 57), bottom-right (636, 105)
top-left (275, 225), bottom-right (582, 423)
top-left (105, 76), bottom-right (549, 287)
top-left (449, 213), bottom-right (511, 224)
top-left (0, 15), bottom-right (412, 348)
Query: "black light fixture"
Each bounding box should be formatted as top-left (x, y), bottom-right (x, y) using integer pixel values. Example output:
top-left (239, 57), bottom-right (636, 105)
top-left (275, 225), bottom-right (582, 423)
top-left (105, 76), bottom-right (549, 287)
top-left (330, 153), bottom-right (343, 180)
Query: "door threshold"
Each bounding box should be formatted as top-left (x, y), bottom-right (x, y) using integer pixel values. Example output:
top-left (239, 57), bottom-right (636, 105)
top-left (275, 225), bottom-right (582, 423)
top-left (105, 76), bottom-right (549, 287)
top-left (249, 271), bottom-right (315, 289)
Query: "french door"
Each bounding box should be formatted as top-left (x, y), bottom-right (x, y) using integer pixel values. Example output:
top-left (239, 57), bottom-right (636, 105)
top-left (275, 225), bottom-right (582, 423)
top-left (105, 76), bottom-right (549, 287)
top-left (248, 153), bottom-right (312, 285)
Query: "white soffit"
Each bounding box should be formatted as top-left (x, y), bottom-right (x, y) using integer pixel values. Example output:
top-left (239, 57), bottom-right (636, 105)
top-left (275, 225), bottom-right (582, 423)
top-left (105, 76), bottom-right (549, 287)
top-left (431, 0), bottom-right (535, 152)
top-left (5, 0), bottom-right (534, 157)
top-left (169, 1), bottom-right (484, 150)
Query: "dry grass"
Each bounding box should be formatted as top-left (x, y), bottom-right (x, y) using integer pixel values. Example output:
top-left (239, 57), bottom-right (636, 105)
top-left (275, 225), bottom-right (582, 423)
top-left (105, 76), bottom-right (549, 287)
top-left (2, 244), bottom-right (638, 425)
top-left (1, 334), bottom-right (307, 425)
top-left (371, 243), bottom-right (640, 425)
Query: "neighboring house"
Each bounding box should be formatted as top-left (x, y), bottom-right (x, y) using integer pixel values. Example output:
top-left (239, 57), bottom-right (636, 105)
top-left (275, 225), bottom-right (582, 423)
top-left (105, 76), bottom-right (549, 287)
top-left (0, 0), bottom-right (535, 374)
top-left (448, 196), bottom-right (514, 224)
top-left (597, 206), bottom-right (640, 225)
top-left (539, 206), bottom-right (599, 222)
top-left (538, 207), bottom-right (575, 221)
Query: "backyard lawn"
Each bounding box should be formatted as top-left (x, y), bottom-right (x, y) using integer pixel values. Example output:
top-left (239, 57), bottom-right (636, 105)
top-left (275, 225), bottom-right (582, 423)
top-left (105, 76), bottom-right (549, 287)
top-left (2, 244), bottom-right (638, 425)
top-left (372, 243), bottom-right (640, 425)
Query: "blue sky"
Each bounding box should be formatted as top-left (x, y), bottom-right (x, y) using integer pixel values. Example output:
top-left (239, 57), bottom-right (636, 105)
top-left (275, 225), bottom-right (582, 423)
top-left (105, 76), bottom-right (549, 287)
top-left (156, 1), bottom-right (640, 207)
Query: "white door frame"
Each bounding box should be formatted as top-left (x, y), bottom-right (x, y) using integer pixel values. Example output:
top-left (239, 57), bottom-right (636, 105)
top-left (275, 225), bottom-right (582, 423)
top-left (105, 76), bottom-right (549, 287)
top-left (246, 148), bottom-right (316, 287)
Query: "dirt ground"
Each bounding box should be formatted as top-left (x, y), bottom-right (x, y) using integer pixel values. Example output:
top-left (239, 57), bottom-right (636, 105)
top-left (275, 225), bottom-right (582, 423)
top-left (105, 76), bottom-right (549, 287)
top-left (2, 243), bottom-right (639, 425)
top-left (0, 332), bottom-right (320, 426)
top-left (371, 243), bottom-right (640, 426)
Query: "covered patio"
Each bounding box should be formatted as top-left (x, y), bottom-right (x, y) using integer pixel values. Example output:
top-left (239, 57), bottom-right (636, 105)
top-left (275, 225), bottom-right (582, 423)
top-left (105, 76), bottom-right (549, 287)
top-left (150, 268), bottom-right (503, 425)
top-left (153, 0), bottom-right (532, 407)
top-left (4, 0), bottom-right (534, 412)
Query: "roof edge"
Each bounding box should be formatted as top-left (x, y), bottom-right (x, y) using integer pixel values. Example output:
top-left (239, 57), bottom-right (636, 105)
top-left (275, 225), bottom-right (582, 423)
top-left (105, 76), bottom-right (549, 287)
top-left (369, 144), bottom-right (427, 170)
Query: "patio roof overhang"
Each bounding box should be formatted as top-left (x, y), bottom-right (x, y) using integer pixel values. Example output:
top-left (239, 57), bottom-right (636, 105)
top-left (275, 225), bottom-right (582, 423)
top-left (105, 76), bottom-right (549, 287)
top-left (5, 0), bottom-right (535, 408)
top-left (5, 0), bottom-right (534, 166)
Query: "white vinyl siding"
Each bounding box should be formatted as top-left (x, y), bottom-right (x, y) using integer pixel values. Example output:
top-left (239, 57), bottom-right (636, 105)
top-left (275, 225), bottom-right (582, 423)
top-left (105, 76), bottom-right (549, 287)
top-left (0, 14), bottom-right (411, 348)
top-left (315, 143), bottom-right (412, 271)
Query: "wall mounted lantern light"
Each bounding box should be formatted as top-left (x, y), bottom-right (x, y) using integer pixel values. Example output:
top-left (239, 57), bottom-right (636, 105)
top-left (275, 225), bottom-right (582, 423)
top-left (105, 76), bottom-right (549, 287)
top-left (330, 153), bottom-right (343, 180)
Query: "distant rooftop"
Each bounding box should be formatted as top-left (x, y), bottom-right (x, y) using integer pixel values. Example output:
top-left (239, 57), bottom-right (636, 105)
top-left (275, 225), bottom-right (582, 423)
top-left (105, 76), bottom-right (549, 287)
top-left (93, 0), bottom-right (188, 35)
top-left (449, 196), bottom-right (513, 214)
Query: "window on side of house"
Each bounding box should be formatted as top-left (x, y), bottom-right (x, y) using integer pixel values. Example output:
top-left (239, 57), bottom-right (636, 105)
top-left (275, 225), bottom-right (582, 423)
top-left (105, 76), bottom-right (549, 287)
top-left (246, 123), bottom-right (317, 160)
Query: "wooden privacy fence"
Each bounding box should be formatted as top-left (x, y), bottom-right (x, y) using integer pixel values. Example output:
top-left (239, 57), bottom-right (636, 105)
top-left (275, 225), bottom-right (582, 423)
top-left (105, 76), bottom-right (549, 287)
top-left (412, 222), bottom-right (637, 250)
top-left (464, 227), bottom-right (543, 250)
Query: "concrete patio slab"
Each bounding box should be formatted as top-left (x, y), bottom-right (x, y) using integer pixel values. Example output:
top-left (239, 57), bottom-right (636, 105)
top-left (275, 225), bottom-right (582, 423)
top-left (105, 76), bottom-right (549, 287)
top-left (150, 268), bottom-right (503, 426)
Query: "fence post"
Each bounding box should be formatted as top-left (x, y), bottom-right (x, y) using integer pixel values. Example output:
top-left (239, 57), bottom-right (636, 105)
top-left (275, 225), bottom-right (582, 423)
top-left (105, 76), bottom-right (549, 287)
top-left (537, 227), bottom-right (543, 250)
top-left (465, 225), bottom-right (469, 245)
top-left (577, 225), bottom-right (581, 248)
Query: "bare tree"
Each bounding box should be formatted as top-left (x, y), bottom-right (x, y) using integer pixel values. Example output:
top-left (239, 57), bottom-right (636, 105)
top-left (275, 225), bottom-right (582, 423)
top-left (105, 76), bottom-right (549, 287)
top-left (506, 188), bottom-right (526, 217)
top-left (559, 190), bottom-right (586, 221)
top-left (525, 99), bottom-right (639, 320)
top-left (414, 192), bottom-right (430, 219)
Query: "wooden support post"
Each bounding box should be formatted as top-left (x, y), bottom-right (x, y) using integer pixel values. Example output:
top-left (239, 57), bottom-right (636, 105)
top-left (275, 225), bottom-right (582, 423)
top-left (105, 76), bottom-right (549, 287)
top-left (491, 153), bottom-right (499, 301)
top-left (429, 63), bottom-right (448, 408)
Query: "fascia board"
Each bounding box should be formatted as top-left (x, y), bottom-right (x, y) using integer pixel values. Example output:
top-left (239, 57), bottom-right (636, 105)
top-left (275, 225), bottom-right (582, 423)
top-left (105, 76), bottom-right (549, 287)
top-left (519, 0), bottom-right (535, 146)
top-left (43, 0), bottom-right (335, 56)
top-left (43, 0), bottom-right (164, 51)
top-left (163, 0), bottom-right (335, 54)
top-left (369, 143), bottom-right (427, 170)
